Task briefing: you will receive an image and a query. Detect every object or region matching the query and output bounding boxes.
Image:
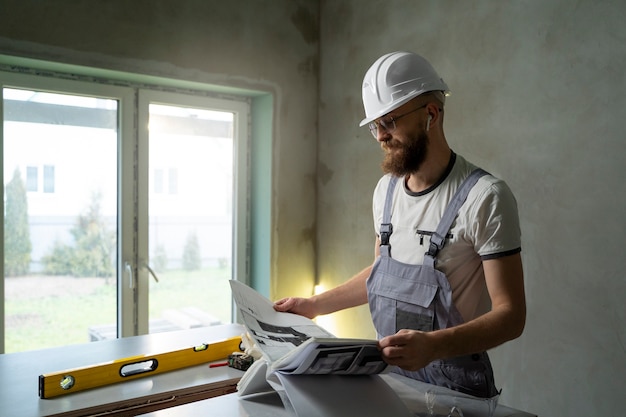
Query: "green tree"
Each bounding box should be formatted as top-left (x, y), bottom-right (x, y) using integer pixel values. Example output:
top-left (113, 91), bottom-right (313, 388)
top-left (42, 191), bottom-right (114, 277)
top-left (182, 231), bottom-right (201, 271)
top-left (4, 168), bottom-right (32, 276)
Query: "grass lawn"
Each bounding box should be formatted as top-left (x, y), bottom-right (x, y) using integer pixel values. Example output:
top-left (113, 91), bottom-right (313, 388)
top-left (4, 267), bottom-right (233, 353)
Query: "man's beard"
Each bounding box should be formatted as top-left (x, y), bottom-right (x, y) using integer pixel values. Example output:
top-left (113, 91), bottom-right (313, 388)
top-left (381, 130), bottom-right (429, 176)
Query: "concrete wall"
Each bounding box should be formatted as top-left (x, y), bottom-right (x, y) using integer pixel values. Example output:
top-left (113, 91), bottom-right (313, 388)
top-left (1, 1), bottom-right (625, 416)
top-left (318, 1), bottom-right (626, 416)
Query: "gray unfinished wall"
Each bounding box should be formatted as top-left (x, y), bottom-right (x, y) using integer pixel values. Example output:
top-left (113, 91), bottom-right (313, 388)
top-left (1, 0), bottom-right (625, 416)
top-left (318, 1), bottom-right (625, 416)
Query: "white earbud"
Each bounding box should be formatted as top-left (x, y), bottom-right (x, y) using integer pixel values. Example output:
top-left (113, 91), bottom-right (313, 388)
top-left (426, 115), bottom-right (432, 131)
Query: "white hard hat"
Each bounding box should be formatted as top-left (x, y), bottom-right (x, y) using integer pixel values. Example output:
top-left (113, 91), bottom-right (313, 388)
top-left (359, 51), bottom-right (449, 127)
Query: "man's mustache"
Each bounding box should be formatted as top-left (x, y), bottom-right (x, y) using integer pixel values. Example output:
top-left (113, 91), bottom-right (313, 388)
top-left (381, 140), bottom-right (403, 151)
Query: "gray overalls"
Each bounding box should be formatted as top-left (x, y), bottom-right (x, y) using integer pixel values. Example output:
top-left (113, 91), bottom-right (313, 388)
top-left (366, 169), bottom-right (499, 398)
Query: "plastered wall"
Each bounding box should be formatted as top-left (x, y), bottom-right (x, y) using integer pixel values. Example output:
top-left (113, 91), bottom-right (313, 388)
top-left (1, 1), bottom-right (625, 416)
top-left (317, 1), bottom-right (626, 416)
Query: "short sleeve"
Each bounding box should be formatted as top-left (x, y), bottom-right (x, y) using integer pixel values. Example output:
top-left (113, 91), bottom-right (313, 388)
top-left (469, 179), bottom-right (522, 258)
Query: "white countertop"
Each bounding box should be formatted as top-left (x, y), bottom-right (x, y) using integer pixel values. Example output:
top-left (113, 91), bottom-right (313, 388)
top-left (0, 323), bottom-right (536, 417)
top-left (0, 324), bottom-right (245, 416)
top-left (139, 372), bottom-right (537, 417)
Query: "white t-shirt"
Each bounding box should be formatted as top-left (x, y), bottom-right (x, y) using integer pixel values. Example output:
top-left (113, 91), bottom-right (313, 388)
top-left (372, 153), bottom-right (521, 322)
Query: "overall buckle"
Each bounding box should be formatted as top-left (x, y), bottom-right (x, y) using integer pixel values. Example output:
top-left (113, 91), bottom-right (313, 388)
top-left (380, 223), bottom-right (393, 246)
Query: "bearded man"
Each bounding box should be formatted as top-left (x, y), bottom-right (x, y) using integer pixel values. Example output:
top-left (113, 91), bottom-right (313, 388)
top-left (274, 51), bottom-right (526, 399)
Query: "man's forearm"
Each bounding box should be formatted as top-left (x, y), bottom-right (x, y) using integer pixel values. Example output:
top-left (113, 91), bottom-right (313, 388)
top-left (428, 255), bottom-right (526, 360)
top-left (428, 304), bottom-right (525, 361)
top-left (310, 265), bottom-right (372, 316)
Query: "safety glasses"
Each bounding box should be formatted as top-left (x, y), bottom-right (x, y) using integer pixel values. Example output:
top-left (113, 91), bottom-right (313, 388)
top-left (367, 104), bottom-right (428, 138)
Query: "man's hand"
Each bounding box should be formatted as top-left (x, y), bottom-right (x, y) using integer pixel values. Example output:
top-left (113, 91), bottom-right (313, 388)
top-left (377, 254), bottom-right (526, 373)
top-left (273, 297), bottom-right (318, 319)
top-left (378, 329), bottom-right (436, 372)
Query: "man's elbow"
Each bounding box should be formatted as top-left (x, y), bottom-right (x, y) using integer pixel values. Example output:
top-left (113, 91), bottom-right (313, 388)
top-left (508, 305), bottom-right (526, 340)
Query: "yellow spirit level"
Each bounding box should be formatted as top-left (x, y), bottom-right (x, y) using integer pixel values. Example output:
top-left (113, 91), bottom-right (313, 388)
top-left (38, 336), bottom-right (242, 399)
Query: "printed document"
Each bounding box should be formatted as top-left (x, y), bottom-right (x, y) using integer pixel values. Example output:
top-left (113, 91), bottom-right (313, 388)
top-left (229, 280), bottom-right (387, 375)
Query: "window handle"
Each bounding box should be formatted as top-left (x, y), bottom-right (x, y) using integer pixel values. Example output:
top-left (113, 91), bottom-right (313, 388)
top-left (124, 262), bottom-right (158, 287)
top-left (125, 261), bottom-right (134, 289)
top-left (145, 263), bottom-right (160, 283)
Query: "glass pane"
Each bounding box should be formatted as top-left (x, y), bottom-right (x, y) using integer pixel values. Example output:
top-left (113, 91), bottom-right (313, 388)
top-left (148, 103), bottom-right (234, 334)
top-left (3, 87), bottom-right (118, 352)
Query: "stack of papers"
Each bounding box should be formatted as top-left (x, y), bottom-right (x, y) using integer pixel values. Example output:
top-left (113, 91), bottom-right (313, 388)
top-left (229, 280), bottom-right (412, 417)
top-left (229, 280), bottom-right (387, 376)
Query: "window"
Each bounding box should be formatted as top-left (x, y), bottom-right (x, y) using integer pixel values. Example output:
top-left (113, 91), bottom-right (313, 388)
top-left (26, 166), bottom-right (38, 192)
top-left (43, 165), bottom-right (55, 193)
top-left (23, 164), bottom-right (55, 193)
top-left (167, 168), bottom-right (178, 195)
top-left (1, 69), bottom-right (251, 353)
top-left (139, 92), bottom-right (248, 335)
top-left (154, 169), bottom-right (164, 194)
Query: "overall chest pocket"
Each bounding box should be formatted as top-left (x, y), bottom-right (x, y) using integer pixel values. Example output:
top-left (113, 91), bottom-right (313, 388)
top-left (370, 268), bottom-right (439, 334)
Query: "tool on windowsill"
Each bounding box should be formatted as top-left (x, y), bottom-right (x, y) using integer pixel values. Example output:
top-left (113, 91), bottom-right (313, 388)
top-left (38, 336), bottom-right (243, 399)
top-left (227, 352), bottom-right (255, 371)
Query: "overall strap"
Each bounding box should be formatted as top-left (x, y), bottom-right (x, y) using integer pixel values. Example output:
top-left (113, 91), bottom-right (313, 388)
top-left (426, 169), bottom-right (489, 261)
top-left (380, 176), bottom-right (400, 257)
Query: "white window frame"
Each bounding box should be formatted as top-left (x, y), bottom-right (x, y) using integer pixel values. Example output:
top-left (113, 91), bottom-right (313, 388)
top-left (0, 70), bottom-right (251, 351)
top-left (132, 89), bottom-right (250, 336)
